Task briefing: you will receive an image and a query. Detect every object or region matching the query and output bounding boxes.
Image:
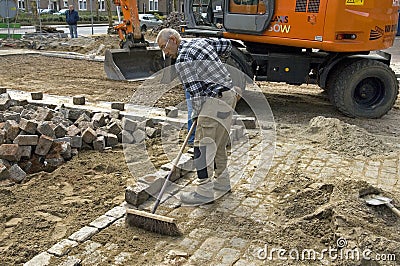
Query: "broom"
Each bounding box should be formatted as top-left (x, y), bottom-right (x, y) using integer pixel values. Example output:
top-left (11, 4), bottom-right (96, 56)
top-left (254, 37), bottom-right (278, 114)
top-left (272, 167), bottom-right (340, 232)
top-left (126, 122), bottom-right (196, 236)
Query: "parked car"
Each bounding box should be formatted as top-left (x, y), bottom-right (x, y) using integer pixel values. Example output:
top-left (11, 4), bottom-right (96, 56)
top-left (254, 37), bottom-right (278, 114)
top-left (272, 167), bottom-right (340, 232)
top-left (139, 14), bottom-right (162, 32)
top-left (54, 8), bottom-right (69, 15)
top-left (39, 9), bottom-right (56, 14)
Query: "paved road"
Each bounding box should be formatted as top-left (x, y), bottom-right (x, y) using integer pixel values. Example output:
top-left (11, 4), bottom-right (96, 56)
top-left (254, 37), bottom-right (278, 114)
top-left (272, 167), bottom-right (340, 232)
top-left (0, 24), bottom-right (110, 37)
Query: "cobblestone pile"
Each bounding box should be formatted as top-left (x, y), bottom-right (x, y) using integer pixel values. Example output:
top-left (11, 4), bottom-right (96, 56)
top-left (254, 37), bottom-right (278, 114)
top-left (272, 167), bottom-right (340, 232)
top-left (0, 90), bottom-right (164, 184)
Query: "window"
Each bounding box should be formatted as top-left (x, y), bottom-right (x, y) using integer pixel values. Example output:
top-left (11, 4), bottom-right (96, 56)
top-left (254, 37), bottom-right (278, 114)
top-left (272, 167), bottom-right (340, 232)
top-left (149, 0), bottom-right (158, 11)
top-left (99, 0), bottom-right (105, 10)
top-left (79, 0), bottom-right (87, 10)
top-left (229, 0), bottom-right (266, 14)
top-left (18, 0), bottom-right (25, 9)
top-left (63, 0), bottom-right (68, 7)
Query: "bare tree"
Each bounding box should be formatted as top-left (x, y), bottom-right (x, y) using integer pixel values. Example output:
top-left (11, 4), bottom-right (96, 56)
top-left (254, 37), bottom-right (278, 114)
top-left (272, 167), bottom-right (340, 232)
top-left (106, 0), bottom-right (113, 29)
top-left (30, 0), bottom-right (39, 27)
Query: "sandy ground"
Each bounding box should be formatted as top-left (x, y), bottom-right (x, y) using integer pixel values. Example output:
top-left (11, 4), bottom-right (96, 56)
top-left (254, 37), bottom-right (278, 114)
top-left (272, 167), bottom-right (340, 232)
top-left (0, 48), bottom-right (399, 265)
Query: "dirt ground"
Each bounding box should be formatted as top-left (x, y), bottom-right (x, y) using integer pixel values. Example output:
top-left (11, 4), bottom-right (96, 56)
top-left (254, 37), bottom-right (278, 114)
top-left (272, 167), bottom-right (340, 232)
top-left (0, 45), bottom-right (399, 265)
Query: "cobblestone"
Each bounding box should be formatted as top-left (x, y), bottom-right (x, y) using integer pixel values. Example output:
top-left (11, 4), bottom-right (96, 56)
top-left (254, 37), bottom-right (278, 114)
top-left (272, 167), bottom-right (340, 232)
top-left (47, 239), bottom-right (78, 257)
top-left (89, 215), bottom-right (117, 229)
top-left (68, 226), bottom-right (99, 242)
top-left (214, 247), bottom-right (241, 265)
top-left (23, 252), bottom-right (53, 266)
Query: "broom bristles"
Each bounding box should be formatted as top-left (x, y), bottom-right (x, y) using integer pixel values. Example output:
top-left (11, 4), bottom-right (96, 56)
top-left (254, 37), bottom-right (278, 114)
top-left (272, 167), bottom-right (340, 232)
top-left (126, 209), bottom-right (181, 236)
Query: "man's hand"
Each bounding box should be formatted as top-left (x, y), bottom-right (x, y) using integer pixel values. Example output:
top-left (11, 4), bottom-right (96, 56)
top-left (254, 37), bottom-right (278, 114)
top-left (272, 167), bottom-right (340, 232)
top-left (232, 86), bottom-right (243, 101)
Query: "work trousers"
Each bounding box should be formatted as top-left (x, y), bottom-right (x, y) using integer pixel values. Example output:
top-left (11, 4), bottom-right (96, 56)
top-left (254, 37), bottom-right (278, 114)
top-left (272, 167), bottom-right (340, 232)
top-left (194, 90), bottom-right (237, 180)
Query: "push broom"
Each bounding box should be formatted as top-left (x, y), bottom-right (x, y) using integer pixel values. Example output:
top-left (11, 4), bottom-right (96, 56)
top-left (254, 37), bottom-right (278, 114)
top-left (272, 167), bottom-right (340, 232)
top-left (126, 122), bottom-right (196, 236)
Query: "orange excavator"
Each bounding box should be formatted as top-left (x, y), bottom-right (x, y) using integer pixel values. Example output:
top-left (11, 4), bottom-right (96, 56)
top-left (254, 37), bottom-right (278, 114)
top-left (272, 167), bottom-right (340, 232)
top-left (105, 0), bottom-right (399, 118)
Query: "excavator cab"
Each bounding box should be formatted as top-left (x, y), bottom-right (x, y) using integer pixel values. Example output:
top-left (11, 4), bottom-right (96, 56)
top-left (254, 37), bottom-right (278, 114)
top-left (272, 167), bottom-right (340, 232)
top-left (183, 0), bottom-right (274, 34)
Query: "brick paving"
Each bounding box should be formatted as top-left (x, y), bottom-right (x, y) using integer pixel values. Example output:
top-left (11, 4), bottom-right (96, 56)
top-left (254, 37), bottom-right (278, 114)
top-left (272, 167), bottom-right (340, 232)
top-left (24, 127), bottom-right (400, 265)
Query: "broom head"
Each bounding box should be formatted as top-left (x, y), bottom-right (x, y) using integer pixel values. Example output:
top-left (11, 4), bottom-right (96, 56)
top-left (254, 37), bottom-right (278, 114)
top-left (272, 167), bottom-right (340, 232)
top-left (126, 209), bottom-right (181, 236)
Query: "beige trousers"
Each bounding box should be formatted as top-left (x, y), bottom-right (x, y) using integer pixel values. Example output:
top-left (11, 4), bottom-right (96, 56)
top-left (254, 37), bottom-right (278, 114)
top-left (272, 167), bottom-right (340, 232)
top-left (194, 90), bottom-right (237, 178)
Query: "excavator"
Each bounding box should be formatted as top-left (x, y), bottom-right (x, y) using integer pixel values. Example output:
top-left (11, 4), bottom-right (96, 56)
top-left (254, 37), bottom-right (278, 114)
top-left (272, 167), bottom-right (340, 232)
top-left (104, 0), bottom-right (399, 118)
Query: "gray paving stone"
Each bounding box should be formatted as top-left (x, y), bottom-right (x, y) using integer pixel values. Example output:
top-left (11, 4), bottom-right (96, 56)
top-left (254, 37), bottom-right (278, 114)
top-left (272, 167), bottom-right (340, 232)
top-left (105, 206), bottom-right (126, 219)
top-left (13, 134), bottom-right (39, 146)
top-left (35, 135), bottom-right (53, 156)
top-left (114, 252), bottom-right (133, 265)
top-left (37, 122), bottom-right (56, 138)
top-left (81, 250), bottom-right (107, 265)
top-left (89, 215), bottom-right (117, 229)
top-left (31, 91), bottom-right (43, 100)
top-left (18, 145), bottom-right (32, 159)
top-left (165, 106), bottom-right (178, 117)
top-left (81, 240), bottom-right (103, 254)
top-left (0, 144), bottom-right (21, 161)
top-left (214, 247), bottom-right (241, 265)
top-left (93, 136), bottom-right (105, 151)
top-left (73, 96), bottom-right (85, 105)
top-left (106, 133), bottom-right (119, 147)
top-left (58, 255), bottom-right (81, 266)
top-left (217, 198), bottom-right (241, 212)
top-left (121, 117), bottom-right (137, 132)
top-left (233, 205), bottom-right (255, 218)
top-left (132, 129), bottom-right (146, 143)
top-left (189, 237), bottom-right (226, 263)
top-left (19, 118), bottom-right (38, 134)
top-left (47, 238), bottom-right (78, 257)
top-left (82, 127), bottom-right (97, 144)
top-left (70, 136), bottom-right (82, 149)
top-left (68, 226), bottom-right (99, 242)
top-left (9, 164), bottom-right (26, 183)
top-left (111, 102), bottom-right (125, 111)
top-left (188, 228), bottom-right (212, 239)
top-left (179, 237), bottom-right (200, 252)
top-left (23, 252), bottom-right (53, 266)
top-left (54, 124), bottom-right (68, 138)
top-left (230, 237), bottom-right (249, 249)
top-left (242, 197), bottom-right (261, 207)
top-left (125, 184), bottom-right (150, 206)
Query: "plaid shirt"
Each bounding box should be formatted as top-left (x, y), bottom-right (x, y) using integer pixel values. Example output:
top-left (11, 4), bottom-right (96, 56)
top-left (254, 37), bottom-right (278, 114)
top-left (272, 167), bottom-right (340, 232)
top-left (174, 38), bottom-right (233, 118)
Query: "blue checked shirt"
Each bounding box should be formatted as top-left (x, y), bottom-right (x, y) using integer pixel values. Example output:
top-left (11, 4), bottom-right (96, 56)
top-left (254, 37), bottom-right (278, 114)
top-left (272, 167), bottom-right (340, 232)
top-left (174, 38), bottom-right (233, 119)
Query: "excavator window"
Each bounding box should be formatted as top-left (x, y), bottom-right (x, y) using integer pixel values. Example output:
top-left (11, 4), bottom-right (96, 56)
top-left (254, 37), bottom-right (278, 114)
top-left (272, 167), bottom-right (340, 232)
top-left (229, 0), bottom-right (266, 14)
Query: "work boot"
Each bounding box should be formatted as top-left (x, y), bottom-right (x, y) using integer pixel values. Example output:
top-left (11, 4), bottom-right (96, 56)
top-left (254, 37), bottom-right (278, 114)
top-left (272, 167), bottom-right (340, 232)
top-left (213, 171), bottom-right (231, 192)
top-left (180, 178), bottom-right (214, 205)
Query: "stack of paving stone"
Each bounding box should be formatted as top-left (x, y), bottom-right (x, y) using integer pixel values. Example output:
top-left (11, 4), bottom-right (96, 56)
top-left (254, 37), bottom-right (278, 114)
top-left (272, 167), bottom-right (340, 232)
top-left (125, 153), bottom-right (194, 206)
top-left (0, 91), bottom-right (162, 184)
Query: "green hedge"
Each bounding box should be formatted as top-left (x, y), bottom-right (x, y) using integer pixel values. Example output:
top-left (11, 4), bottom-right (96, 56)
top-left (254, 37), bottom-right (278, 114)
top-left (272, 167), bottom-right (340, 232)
top-left (11, 11), bottom-right (117, 26)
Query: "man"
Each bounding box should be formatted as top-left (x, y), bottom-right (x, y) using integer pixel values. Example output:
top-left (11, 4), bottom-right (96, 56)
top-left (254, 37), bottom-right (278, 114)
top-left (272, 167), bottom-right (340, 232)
top-left (66, 5), bottom-right (79, 38)
top-left (156, 28), bottom-right (238, 205)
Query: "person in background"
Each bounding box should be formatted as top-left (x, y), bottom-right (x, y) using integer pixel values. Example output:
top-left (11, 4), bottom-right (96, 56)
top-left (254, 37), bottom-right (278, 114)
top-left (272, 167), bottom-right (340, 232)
top-left (66, 5), bottom-right (79, 38)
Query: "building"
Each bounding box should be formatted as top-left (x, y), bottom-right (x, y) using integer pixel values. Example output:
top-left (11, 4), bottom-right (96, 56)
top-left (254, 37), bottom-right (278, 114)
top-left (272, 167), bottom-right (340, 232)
top-left (16, 0), bottom-right (178, 15)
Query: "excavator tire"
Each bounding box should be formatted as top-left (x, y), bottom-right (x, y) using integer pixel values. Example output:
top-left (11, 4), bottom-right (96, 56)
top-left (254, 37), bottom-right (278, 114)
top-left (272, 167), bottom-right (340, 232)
top-left (328, 59), bottom-right (398, 118)
top-left (325, 58), bottom-right (362, 100)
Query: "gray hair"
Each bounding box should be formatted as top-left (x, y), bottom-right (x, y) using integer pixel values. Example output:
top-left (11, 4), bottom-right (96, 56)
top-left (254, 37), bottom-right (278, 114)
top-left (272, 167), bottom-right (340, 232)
top-left (156, 28), bottom-right (181, 43)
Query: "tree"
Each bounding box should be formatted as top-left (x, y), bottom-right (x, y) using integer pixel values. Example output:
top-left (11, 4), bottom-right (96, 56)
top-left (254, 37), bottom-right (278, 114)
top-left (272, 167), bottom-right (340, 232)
top-left (106, 0), bottom-right (113, 29)
top-left (30, 0), bottom-right (39, 27)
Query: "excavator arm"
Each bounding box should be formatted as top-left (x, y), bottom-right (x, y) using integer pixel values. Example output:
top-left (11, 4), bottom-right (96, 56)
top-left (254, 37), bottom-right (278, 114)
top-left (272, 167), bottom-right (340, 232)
top-left (104, 0), bottom-right (169, 81)
top-left (113, 0), bottom-right (146, 48)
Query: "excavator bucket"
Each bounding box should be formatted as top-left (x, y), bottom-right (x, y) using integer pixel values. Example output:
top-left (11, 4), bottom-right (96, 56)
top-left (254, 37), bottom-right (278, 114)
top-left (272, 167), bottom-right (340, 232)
top-left (104, 47), bottom-right (166, 81)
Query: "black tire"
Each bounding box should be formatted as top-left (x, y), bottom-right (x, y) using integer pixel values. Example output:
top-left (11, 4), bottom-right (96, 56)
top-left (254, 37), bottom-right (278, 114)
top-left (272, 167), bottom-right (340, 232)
top-left (225, 46), bottom-right (253, 90)
top-left (328, 59), bottom-right (398, 118)
top-left (325, 58), bottom-right (362, 99)
top-left (141, 25), bottom-right (147, 32)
